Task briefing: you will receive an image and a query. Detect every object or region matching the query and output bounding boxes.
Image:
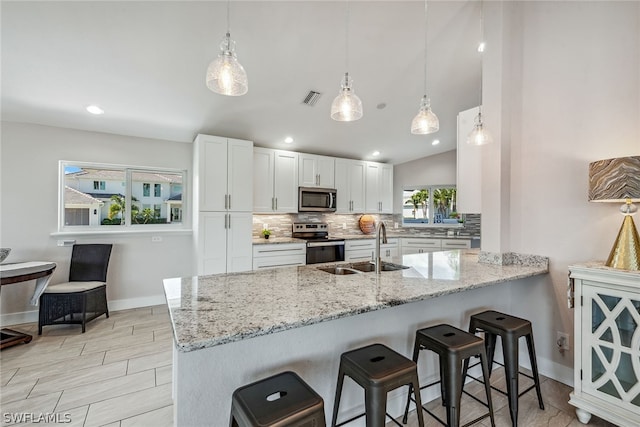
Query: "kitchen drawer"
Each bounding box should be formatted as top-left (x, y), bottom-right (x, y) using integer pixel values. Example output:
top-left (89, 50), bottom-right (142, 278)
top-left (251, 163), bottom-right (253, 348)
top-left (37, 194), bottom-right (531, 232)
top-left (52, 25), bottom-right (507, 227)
top-left (345, 248), bottom-right (375, 262)
top-left (345, 240), bottom-right (376, 250)
top-left (441, 239), bottom-right (471, 249)
top-left (253, 243), bottom-right (306, 270)
top-left (401, 238), bottom-right (441, 248)
top-left (253, 254), bottom-right (306, 270)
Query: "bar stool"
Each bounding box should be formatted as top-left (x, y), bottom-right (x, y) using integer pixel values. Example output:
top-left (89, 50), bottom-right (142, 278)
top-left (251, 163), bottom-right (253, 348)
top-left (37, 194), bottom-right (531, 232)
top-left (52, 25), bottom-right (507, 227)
top-left (331, 343), bottom-right (425, 427)
top-left (230, 371), bottom-right (326, 427)
top-left (403, 324), bottom-right (495, 427)
top-left (464, 310), bottom-right (544, 427)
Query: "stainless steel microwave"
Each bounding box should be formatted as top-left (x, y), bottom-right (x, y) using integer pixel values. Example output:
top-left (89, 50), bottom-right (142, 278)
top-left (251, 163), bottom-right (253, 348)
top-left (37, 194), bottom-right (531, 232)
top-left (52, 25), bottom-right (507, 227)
top-left (298, 187), bottom-right (337, 212)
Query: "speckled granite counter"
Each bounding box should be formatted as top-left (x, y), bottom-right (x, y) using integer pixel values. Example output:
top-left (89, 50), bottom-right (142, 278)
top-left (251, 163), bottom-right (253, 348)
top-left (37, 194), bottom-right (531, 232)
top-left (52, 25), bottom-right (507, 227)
top-left (164, 249), bottom-right (547, 352)
top-left (252, 237), bottom-right (305, 245)
top-left (166, 249), bottom-right (548, 426)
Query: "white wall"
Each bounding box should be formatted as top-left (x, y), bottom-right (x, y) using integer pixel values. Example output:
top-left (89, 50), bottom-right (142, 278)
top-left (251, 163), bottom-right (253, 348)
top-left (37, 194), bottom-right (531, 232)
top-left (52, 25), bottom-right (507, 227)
top-left (393, 149), bottom-right (456, 213)
top-left (0, 122), bottom-right (195, 325)
top-left (393, 1), bottom-right (640, 384)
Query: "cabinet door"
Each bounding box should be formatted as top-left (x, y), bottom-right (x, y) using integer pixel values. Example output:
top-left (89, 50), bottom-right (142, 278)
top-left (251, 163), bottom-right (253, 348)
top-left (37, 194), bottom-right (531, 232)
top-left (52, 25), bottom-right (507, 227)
top-left (334, 159), bottom-right (351, 213)
top-left (273, 150), bottom-right (298, 212)
top-left (227, 138), bottom-right (253, 212)
top-left (365, 162), bottom-right (380, 213)
top-left (457, 106), bottom-right (482, 213)
top-left (380, 164), bottom-right (393, 213)
top-left (581, 284), bottom-right (640, 412)
top-left (196, 136), bottom-right (227, 212)
top-left (253, 148), bottom-right (275, 212)
top-left (317, 156), bottom-right (335, 188)
top-left (298, 154), bottom-right (318, 187)
top-left (349, 161), bottom-right (366, 213)
top-left (198, 212), bottom-right (227, 275)
top-left (227, 212), bottom-right (253, 273)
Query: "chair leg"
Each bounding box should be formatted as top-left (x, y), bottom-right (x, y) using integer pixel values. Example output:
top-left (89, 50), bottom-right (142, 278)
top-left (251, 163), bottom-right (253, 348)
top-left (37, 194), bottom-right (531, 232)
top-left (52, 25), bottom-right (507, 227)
top-left (365, 386), bottom-right (387, 427)
top-left (503, 335), bottom-right (520, 427)
top-left (479, 351), bottom-right (496, 427)
top-left (403, 337), bottom-right (422, 423)
top-left (411, 378), bottom-right (426, 427)
top-left (331, 367), bottom-right (345, 427)
top-left (526, 333), bottom-right (545, 410)
top-left (81, 295), bottom-right (87, 333)
top-left (484, 332), bottom-right (497, 377)
top-left (443, 356), bottom-right (462, 427)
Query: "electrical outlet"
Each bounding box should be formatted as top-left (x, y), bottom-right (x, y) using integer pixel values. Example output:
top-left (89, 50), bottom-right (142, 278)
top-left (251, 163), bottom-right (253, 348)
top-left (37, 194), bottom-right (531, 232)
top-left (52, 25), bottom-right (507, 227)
top-left (342, 223), bottom-right (347, 229)
top-left (152, 236), bottom-right (162, 242)
top-left (557, 331), bottom-right (570, 352)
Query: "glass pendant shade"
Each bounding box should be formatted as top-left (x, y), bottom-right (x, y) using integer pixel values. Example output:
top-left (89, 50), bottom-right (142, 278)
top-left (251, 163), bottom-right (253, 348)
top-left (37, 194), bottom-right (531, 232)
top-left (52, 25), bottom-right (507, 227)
top-left (331, 73), bottom-right (363, 122)
top-left (206, 33), bottom-right (248, 96)
top-left (467, 113), bottom-right (493, 145)
top-left (411, 95), bottom-right (439, 134)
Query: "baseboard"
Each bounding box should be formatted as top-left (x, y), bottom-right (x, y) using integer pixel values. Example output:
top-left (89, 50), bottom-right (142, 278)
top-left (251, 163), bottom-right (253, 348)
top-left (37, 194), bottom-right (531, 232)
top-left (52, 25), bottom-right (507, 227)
top-left (0, 294), bottom-right (167, 327)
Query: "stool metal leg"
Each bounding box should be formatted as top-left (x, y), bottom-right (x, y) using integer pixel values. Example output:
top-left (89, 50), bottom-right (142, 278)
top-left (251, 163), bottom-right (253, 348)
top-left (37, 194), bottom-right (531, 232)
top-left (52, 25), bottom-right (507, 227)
top-left (484, 332), bottom-right (497, 377)
top-left (331, 367), bottom-right (346, 427)
top-left (443, 355), bottom-right (463, 427)
top-left (479, 351), bottom-right (496, 427)
top-left (411, 378), bottom-right (426, 427)
top-left (365, 387), bottom-right (387, 427)
top-left (503, 334), bottom-right (519, 427)
top-left (526, 333), bottom-right (545, 410)
top-left (403, 337), bottom-right (422, 424)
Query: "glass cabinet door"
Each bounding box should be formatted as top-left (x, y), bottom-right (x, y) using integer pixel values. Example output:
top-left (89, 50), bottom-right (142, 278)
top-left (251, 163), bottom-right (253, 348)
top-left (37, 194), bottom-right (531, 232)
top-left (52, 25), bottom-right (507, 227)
top-left (582, 283), bottom-right (640, 410)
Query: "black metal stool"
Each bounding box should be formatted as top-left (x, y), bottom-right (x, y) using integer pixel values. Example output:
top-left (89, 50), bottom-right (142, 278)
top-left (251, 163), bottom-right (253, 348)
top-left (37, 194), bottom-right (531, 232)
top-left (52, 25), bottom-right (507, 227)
top-left (464, 310), bottom-right (544, 427)
top-left (331, 343), bottom-right (425, 427)
top-left (230, 371), bottom-right (326, 427)
top-left (403, 324), bottom-right (495, 427)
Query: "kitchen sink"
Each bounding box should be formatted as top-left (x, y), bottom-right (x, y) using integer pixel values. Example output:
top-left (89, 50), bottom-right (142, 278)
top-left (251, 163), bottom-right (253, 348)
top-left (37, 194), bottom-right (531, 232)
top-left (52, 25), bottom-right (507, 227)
top-left (349, 262), bottom-right (410, 272)
top-left (317, 266), bottom-right (361, 275)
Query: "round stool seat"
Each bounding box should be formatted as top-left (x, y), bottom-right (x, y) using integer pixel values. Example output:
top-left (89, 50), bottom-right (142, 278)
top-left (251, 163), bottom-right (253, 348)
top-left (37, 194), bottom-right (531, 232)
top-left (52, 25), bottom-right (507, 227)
top-left (230, 371), bottom-right (325, 427)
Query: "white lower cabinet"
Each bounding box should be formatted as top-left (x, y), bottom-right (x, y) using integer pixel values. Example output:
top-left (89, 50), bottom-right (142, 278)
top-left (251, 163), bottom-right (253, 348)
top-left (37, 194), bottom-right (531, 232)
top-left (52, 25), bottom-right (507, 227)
top-left (568, 265), bottom-right (640, 427)
top-left (197, 212), bottom-right (253, 275)
top-left (344, 238), bottom-right (399, 262)
top-left (252, 243), bottom-right (306, 270)
top-left (401, 238), bottom-right (441, 255)
top-left (441, 239), bottom-right (471, 249)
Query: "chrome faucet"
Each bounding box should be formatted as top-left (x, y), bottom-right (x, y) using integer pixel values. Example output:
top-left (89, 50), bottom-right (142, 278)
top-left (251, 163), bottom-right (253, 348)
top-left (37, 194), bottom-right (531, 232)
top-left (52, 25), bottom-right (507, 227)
top-left (374, 221), bottom-right (388, 274)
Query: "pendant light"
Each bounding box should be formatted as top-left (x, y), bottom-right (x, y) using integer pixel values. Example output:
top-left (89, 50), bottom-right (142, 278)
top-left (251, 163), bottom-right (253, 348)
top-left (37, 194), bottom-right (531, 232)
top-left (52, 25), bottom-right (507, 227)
top-left (411, 0), bottom-right (439, 135)
top-left (206, 0), bottom-right (248, 96)
top-left (467, 1), bottom-right (492, 145)
top-left (331, 1), bottom-right (363, 122)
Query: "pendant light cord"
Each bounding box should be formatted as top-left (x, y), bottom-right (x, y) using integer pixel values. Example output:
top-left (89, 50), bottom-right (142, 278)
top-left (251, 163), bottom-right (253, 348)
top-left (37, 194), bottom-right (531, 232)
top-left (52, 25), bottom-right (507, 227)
top-left (478, 0), bottom-right (484, 116)
top-left (423, 0), bottom-right (428, 96)
top-left (345, 0), bottom-right (350, 73)
top-left (226, 0), bottom-right (231, 34)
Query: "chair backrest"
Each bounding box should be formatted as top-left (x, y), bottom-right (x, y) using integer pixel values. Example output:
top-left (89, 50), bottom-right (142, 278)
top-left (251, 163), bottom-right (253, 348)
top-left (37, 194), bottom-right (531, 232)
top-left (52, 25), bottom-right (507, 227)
top-left (69, 244), bottom-right (113, 282)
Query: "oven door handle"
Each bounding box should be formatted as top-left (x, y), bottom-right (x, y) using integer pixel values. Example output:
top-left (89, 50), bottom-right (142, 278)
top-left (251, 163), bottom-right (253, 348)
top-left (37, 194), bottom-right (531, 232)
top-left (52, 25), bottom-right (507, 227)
top-left (329, 192), bottom-right (335, 209)
top-left (307, 241), bottom-right (345, 248)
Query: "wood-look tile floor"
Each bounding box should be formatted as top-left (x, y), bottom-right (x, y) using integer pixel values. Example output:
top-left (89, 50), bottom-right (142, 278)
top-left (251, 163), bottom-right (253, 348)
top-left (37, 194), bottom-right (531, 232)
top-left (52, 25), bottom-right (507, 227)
top-left (0, 305), bottom-right (617, 427)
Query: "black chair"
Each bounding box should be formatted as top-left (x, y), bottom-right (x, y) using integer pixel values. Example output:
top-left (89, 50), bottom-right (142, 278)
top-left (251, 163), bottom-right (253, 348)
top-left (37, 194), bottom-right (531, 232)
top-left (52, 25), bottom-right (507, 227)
top-left (230, 371), bottom-right (326, 427)
top-left (38, 244), bottom-right (112, 334)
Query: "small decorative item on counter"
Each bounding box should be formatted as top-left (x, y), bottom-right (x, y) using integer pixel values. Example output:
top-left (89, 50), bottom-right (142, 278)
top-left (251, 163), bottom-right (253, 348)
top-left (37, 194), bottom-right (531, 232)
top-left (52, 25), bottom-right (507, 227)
top-left (359, 215), bottom-right (375, 234)
top-left (262, 229), bottom-right (272, 239)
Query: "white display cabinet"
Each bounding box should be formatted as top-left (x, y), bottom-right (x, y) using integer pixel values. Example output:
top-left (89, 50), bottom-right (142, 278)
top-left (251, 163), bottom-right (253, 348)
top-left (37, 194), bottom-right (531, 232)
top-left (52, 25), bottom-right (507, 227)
top-left (568, 264), bottom-right (640, 427)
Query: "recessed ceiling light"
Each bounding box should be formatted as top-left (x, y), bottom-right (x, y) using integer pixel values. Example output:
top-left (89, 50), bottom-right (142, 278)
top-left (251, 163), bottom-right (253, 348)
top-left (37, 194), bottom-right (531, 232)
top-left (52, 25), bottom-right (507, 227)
top-left (372, 151), bottom-right (380, 156)
top-left (86, 105), bottom-right (104, 115)
top-left (432, 139), bottom-right (440, 146)
top-left (284, 137), bottom-right (294, 144)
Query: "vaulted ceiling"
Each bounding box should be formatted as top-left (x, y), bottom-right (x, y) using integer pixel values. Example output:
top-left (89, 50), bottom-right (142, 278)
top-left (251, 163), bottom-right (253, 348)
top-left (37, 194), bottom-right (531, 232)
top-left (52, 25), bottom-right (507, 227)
top-left (1, 1), bottom-right (483, 165)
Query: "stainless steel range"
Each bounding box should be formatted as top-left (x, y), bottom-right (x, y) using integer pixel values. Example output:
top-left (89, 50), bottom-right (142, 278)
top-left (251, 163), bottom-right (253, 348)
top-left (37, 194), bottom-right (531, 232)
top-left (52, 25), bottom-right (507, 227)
top-left (292, 223), bottom-right (345, 264)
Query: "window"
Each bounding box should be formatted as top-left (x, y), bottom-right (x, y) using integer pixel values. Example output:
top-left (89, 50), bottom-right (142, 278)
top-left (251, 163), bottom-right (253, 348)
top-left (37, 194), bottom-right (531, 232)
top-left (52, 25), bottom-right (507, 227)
top-left (402, 185), bottom-right (463, 228)
top-left (60, 161), bottom-right (186, 230)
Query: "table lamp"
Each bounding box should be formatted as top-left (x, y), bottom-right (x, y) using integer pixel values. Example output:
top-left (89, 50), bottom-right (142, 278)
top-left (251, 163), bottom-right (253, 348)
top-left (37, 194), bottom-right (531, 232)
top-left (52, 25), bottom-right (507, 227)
top-left (588, 156), bottom-right (640, 270)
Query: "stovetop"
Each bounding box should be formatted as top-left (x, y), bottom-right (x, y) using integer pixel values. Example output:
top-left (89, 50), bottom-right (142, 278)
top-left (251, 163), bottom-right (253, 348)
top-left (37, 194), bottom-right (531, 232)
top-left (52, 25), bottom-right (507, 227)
top-left (292, 222), bottom-right (344, 242)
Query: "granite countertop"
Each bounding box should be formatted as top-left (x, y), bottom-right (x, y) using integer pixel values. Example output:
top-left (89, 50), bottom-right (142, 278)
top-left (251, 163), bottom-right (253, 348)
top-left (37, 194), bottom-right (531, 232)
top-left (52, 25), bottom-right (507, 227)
top-left (253, 237), bottom-right (306, 245)
top-left (252, 234), bottom-right (479, 244)
top-left (164, 250), bottom-right (548, 352)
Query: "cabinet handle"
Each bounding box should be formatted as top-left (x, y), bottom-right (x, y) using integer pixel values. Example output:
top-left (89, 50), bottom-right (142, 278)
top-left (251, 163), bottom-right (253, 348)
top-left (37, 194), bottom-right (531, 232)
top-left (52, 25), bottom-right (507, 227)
top-left (228, 214), bottom-right (231, 229)
top-left (275, 198), bottom-right (278, 211)
top-left (224, 213), bottom-right (228, 229)
top-left (228, 194), bottom-right (231, 210)
top-left (224, 194), bottom-right (228, 209)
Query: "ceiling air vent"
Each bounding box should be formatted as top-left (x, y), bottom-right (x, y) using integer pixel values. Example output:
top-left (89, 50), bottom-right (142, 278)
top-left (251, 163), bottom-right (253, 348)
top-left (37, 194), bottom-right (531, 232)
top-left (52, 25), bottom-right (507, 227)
top-left (302, 91), bottom-right (322, 106)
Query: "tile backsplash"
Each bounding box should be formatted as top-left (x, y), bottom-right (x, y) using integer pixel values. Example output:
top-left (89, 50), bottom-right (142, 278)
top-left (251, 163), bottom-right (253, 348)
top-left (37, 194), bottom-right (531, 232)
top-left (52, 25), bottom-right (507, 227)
top-left (252, 213), bottom-right (481, 239)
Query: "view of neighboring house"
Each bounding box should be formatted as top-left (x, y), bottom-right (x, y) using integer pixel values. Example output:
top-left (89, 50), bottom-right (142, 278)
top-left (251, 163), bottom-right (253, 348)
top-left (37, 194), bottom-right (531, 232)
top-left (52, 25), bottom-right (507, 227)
top-left (63, 167), bottom-right (182, 226)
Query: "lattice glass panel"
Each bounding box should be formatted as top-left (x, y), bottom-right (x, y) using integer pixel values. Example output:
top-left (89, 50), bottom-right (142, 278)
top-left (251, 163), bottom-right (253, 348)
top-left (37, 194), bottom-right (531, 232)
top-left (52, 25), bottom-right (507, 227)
top-left (584, 286), bottom-right (640, 409)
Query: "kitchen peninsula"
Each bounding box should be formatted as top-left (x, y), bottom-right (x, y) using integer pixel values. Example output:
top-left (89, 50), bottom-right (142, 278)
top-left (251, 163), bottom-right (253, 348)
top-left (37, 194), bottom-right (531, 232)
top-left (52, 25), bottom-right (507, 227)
top-left (164, 249), bottom-right (548, 426)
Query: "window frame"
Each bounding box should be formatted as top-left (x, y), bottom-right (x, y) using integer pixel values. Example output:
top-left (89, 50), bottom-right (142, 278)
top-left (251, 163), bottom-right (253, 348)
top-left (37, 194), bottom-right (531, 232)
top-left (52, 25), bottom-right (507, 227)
top-left (402, 184), bottom-right (464, 229)
top-left (58, 160), bottom-right (189, 233)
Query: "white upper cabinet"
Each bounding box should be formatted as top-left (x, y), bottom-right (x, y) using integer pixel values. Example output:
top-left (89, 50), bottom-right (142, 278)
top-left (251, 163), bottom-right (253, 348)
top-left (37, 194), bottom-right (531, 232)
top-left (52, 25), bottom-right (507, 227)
top-left (456, 106), bottom-right (482, 213)
top-left (194, 134), bottom-right (253, 213)
top-left (335, 159), bottom-right (366, 213)
top-left (253, 147), bottom-right (298, 213)
top-left (365, 162), bottom-right (393, 213)
top-left (298, 153), bottom-right (335, 188)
